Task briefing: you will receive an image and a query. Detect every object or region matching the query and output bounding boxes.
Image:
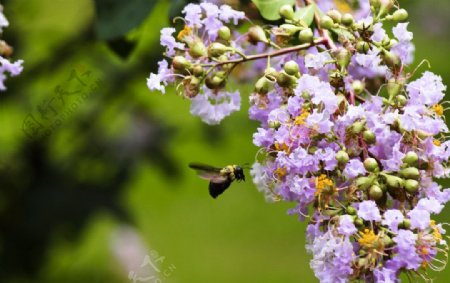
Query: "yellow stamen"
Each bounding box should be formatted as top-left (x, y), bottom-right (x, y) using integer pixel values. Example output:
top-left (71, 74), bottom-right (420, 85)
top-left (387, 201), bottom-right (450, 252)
top-left (433, 139), bottom-right (441, 147)
top-left (274, 167), bottom-right (287, 179)
top-left (275, 142), bottom-right (290, 153)
top-left (294, 109), bottom-right (310, 125)
top-left (430, 220), bottom-right (443, 242)
top-left (315, 174), bottom-right (334, 196)
top-left (333, 0), bottom-right (352, 13)
top-left (177, 25), bottom-right (192, 41)
top-left (358, 229), bottom-right (378, 249)
top-left (432, 104), bottom-right (444, 116)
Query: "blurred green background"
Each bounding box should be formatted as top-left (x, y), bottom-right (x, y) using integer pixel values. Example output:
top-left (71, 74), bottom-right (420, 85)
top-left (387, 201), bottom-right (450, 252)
top-left (0, 0), bottom-right (449, 282)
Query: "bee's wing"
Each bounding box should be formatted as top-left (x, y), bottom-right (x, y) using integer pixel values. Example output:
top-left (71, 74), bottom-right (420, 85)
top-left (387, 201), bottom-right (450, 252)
top-left (209, 181), bottom-right (231, 198)
top-left (188, 163), bottom-right (228, 183)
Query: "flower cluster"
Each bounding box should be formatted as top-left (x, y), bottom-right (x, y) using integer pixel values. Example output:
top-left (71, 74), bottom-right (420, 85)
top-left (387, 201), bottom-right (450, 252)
top-left (148, 0), bottom-right (450, 281)
top-left (147, 2), bottom-right (245, 124)
top-left (0, 5), bottom-right (23, 91)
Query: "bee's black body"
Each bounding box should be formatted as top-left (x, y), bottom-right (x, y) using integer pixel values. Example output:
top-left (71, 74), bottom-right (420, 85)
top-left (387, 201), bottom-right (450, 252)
top-left (189, 163), bottom-right (245, 198)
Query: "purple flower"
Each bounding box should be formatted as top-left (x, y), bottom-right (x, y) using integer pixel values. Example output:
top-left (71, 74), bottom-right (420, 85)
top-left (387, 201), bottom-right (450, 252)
top-left (357, 200), bottom-right (381, 221)
top-left (374, 267), bottom-right (397, 283)
top-left (307, 231), bottom-right (354, 282)
top-left (392, 23), bottom-right (413, 42)
top-left (0, 57), bottom-right (23, 90)
top-left (306, 110), bottom-right (333, 134)
top-left (391, 229), bottom-right (421, 270)
top-left (406, 71), bottom-right (446, 106)
top-left (371, 23), bottom-right (387, 42)
top-left (304, 52), bottom-right (332, 69)
top-left (338, 215), bottom-right (357, 236)
top-left (315, 148), bottom-right (337, 171)
top-left (0, 10), bottom-right (9, 32)
top-left (253, 127), bottom-right (274, 148)
top-left (353, 48), bottom-right (388, 77)
top-left (295, 74), bottom-right (338, 113)
top-left (146, 73), bottom-right (165, 94)
top-left (219, 5), bottom-right (245, 25)
top-left (343, 159), bottom-right (366, 179)
top-left (160, 28), bottom-right (184, 56)
top-left (200, 3), bottom-right (223, 40)
top-left (416, 197), bottom-right (444, 214)
top-left (380, 141), bottom-right (405, 172)
top-left (182, 3), bottom-right (203, 28)
top-left (189, 88), bottom-right (240, 125)
top-left (382, 210), bottom-right (404, 232)
top-left (287, 95), bottom-right (304, 116)
top-left (407, 208), bottom-right (430, 230)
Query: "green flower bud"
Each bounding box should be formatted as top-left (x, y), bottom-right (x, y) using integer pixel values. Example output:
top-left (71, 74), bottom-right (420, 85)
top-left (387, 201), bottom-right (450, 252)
top-left (370, 0), bottom-right (381, 9)
top-left (387, 78), bottom-right (403, 99)
top-left (403, 151), bottom-right (419, 167)
top-left (189, 40), bottom-right (207, 58)
top-left (172, 56), bottom-right (192, 72)
top-left (352, 80), bottom-right (364, 95)
top-left (283, 60), bottom-right (299, 76)
top-left (356, 176), bottom-right (374, 190)
top-left (320, 15), bottom-right (334, 29)
top-left (255, 76), bottom-right (271, 94)
top-left (327, 9), bottom-right (342, 24)
top-left (334, 48), bottom-right (351, 69)
top-left (347, 206), bottom-right (357, 215)
top-left (218, 26), bottom-right (231, 41)
top-left (280, 24), bottom-right (302, 36)
top-left (396, 94), bottom-right (407, 107)
top-left (364, 158), bottom-right (379, 172)
top-left (354, 217), bottom-right (364, 227)
top-left (363, 130), bottom-right (376, 144)
top-left (381, 36), bottom-right (391, 46)
top-left (208, 42), bottom-right (229, 57)
top-left (341, 13), bottom-right (354, 26)
top-left (279, 4), bottom-right (295, 20)
top-left (388, 39), bottom-right (398, 49)
top-left (369, 185), bottom-right (383, 200)
top-left (248, 25), bottom-right (268, 44)
top-left (268, 121), bottom-right (281, 129)
top-left (336, 150), bottom-right (350, 165)
top-left (385, 174), bottom-right (404, 189)
top-left (205, 73), bottom-right (226, 89)
top-left (264, 67), bottom-right (279, 81)
top-left (356, 41), bottom-right (370, 53)
top-left (399, 167), bottom-right (420, 180)
top-left (383, 51), bottom-right (400, 68)
top-left (277, 71), bottom-right (297, 88)
top-left (405, 179), bottom-right (419, 194)
top-left (382, 235), bottom-right (394, 247)
top-left (298, 28), bottom-right (313, 43)
top-left (351, 121), bottom-right (365, 134)
top-left (193, 65), bottom-right (204, 77)
top-left (400, 219), bottom-right (411, 229)
top-left (393, 9), bottom-right (408, 22)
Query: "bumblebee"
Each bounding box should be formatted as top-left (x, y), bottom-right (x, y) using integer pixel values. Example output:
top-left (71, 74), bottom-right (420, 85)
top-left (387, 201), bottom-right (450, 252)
top-left (188, 163), bottom-right (245, 198)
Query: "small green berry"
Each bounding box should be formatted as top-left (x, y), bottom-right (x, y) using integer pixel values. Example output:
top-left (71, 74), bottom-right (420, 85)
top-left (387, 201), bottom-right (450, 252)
top-left (393, 9), bottom-right (408, 22)
top-left (320, 16), bottom-right (334, 29)
top-left (364, 158), bottom-right (379, 172)
top-left (341, 13), bottom-right (354, 26)
top-left (299, 28), bottom-right (314, 43)
top-left (279, 4), bottom-right (295, 20)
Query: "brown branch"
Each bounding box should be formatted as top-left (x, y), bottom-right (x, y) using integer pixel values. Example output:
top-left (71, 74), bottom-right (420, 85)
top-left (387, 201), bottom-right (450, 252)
top-left (203, 37), bottom-right (327, 67)
top-left (303, 0), bottom-right (337, 50)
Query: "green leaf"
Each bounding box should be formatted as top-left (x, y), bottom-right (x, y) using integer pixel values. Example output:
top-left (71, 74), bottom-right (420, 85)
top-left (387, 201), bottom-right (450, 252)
top-left (251, 0), bottom-right (295, 21)
top-left (294, 4), bottom-right (316, 26)
top-left (94, 0), bottom-right (157, 40)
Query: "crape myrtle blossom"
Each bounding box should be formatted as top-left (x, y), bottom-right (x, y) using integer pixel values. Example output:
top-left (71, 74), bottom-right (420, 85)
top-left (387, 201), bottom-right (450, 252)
top-left (0, 5), bottom-right (23, 91)
top-left (148, 0), bottom-right (450, 281)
